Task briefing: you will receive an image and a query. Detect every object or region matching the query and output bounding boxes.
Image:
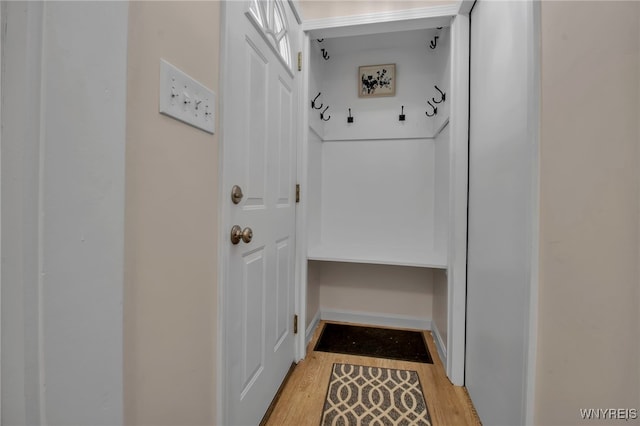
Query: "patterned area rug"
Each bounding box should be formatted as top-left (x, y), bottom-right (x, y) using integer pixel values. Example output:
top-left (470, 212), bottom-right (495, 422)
top-left (320, 363), bottom-right (432, 426)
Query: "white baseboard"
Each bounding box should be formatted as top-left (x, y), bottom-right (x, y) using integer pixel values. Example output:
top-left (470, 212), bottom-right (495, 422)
top-left (305, 309), bottom-right (321, 346)
top-left (320, 308), bottom-right (431, 331)
top-left (431, 321), bottom-right (447, 367)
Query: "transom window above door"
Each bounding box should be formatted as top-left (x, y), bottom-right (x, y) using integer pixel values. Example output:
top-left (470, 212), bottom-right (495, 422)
top-left (248, 0), bottom-right (292, 69)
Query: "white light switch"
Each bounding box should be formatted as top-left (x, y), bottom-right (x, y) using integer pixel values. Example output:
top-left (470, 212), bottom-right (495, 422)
top-left (159, 59), bottom-right (215, 134)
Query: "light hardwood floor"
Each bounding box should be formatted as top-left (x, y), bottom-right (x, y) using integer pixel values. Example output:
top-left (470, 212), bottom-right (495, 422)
top-left (264, 321), bottom-right (481, 425)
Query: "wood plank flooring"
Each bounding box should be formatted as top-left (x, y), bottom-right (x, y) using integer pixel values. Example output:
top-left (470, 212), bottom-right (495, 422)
top-left (264, 321), bottom-right (481, 425)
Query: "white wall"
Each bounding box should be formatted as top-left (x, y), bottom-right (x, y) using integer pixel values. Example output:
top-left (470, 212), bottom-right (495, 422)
top-left (431, 27), bottom-right (450, 133)
top-left (432, 269), bottom-right (447, 356)
top-left (319, 30), bottom-right (440, 140)
top-left (318, 261), bottom-right (434, 322)
top-left (40, 3), bottom-right (128, 424)
top-left (124, 2), bottom-right (220, 425)
top-left (306, 124), bottom-right (323, 332)
top-left (320, 139), bottom-right (436, 251)
top-left (434, 125), bottom-right (449, 254)
top-left (306, 261), bottom-right (321, 328)
top-left (465, 1), bottom-right (538, 424)
top-left (433, 113), bottom-right (449, 361)
top-left (2, 2), bottom-right (128, 424)
top-left (535, 2), bottom-right (640, 424)
top-left (306, 27), bottom-right (450, 267)
top-left (308, 40), bottom-right (327, 138)
top-left (307, 129), bottom-right (323, 248)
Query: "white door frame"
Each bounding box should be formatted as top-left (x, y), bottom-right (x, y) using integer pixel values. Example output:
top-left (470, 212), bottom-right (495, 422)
top-left (217, 4), bottom-right (229, 423)
top-left (1, 3), bottom-right (46, 423)
top-left (446, 9), bottom-right (470, 386)
top-left (298, 3), bottom-right (469, 385)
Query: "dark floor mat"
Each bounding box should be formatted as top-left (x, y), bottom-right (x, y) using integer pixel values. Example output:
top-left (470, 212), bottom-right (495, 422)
top-left (314, 323), bottom-right (433, 364)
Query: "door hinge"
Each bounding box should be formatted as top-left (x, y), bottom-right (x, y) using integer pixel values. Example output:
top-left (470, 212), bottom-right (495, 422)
top-left (296, 184), bottom-right (300, 203)
top-left (294, 314), bottom-right (298, 334)
top-left (297, 52), bottom-right (302, 72)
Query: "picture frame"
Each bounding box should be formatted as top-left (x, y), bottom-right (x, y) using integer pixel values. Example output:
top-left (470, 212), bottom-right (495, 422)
top-left (358, 64), bottom-right (396, 98)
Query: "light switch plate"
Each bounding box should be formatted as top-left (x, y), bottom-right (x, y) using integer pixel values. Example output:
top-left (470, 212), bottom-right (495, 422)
top-left (159, 59), bottom-right (215, 134)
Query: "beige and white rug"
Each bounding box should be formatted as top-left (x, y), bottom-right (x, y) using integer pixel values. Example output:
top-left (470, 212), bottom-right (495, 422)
top-left (320, 363), bottom-right (432, 426)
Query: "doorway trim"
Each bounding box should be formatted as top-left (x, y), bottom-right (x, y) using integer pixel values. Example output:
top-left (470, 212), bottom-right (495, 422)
top-left (1, 3), bottom-right (46, 423)
top-left (446, 11), bottom-right (469, 386)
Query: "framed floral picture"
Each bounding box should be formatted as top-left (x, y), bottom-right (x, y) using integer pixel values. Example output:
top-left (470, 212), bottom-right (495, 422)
top-left (359, 64), bottom-right (396, 98)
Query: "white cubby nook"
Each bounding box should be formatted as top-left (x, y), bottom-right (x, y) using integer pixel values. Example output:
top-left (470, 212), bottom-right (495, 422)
top-left (302, 8), bottom-right (469, 386)
top-left (306, 26), bottom-right (452, 269)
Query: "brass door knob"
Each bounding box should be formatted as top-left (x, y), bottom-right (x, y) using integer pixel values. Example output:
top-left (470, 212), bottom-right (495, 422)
top-left (230, 225), bottom-right (253, 244)
top-left (241, 227), bottom-right (253, 243)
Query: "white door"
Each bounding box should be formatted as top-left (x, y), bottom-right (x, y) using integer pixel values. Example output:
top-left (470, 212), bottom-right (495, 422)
top-left (221, 1), bottom-right (300, 424)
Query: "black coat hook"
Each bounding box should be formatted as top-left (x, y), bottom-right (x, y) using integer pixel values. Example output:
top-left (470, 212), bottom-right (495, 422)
top-left (425, 101), bottom-right (438, 117)
top-left (347, 108), bottom-right (354, 123)
top-left (321, 106), bottom-right (331, 121)
top-left (429, 35), bottom-right (439, 50)
top-left (399, 105), bottom-right (406, 121)
top-left (317, 38), bottom-right (324, 42)
top-left (432, 85), bottom-right (446, 104)
top-left (321, 48), bottom-right (330, 60)
top-left (311, 92), bottom-right (323, 109)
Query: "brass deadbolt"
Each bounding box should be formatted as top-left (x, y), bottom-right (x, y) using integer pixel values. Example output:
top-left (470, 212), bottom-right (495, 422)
top-left (231, 185), bottom-right (243, 204)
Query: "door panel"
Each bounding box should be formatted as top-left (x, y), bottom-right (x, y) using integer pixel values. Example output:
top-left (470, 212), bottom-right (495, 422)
top-left (245, 40), bottom-right (269, 208)
top-left (241, 248), bottom-right (266, 396)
